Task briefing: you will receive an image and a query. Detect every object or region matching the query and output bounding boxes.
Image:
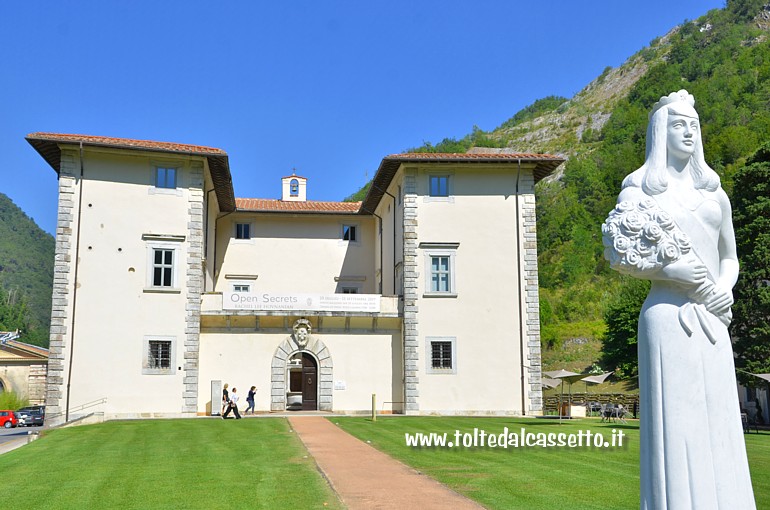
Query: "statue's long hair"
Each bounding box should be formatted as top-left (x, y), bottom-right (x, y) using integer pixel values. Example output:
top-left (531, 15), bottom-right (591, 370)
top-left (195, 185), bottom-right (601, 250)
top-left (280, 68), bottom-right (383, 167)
top-left (621, 95), bottom-right (720, 195)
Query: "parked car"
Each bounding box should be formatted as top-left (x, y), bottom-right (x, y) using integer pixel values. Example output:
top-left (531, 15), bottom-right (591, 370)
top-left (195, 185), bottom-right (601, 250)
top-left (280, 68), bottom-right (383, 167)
top-left (0, 410), bottom-right (19, 428)
top-left (16, 406), bottom-right (45, 427)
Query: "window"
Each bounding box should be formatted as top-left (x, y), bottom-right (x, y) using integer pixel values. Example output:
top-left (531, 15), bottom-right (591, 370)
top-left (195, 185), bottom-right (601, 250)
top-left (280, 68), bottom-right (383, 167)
top-left (290, 178), bottom-right (299, 197)
top-left (233, 284), bottom-right (250, 292)
top-left (148, 340), bottom-right (171, 369)
top-left (143, 235), bottom-right (183, 292)
top-left (398, 184), bottom-right (402, 205)
top-left (431, 341), bottom-right (452, 369)
top-left (152, 249), bottom-right (174, 287)
top-left (235, 223), bottom-right (251, 240)
top-left (426, 337), bottom-right (457, 374)
top-left (340, 287), bottom-right (359, 294)
top-left (155, 167), bottom-right (177, 189)
top-left (430, 256), bottom-right (451, 292)
top-left (143, 336), bottom-right (176, 375)
top-left (342, 224), bottom-right (357, 242)
top-left (429, 175), bottom-right (449, 197)
top-left (421, 243), bottom-right (458, 297)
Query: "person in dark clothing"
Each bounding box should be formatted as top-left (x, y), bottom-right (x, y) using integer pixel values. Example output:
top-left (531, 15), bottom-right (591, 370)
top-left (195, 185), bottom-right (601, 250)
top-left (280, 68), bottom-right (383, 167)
top-left (221, 383), bottom-right (229, 416)
top-left (245, 386), bottom-right (256, 415)
top-left (223, 387), bottom-right (242, 419)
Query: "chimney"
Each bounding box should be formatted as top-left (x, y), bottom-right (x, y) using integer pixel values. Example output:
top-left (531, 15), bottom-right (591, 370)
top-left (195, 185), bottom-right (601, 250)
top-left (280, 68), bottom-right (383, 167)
top-left (281, 172), bottom-right (307, 202)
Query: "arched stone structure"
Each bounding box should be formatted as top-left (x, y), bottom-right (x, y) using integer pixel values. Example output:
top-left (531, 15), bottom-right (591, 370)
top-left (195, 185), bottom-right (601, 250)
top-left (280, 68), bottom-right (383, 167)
top-left (271, 336), bottom-right (333, 411)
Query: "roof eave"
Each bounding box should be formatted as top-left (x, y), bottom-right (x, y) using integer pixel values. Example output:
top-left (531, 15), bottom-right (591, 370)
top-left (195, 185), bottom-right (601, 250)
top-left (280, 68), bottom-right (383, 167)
top-left (26, 136), bottom-right (237, 212)
top-left (235, 208), bottom-right (362, 215)
top-left (360, 154), bottom-right (565, 212)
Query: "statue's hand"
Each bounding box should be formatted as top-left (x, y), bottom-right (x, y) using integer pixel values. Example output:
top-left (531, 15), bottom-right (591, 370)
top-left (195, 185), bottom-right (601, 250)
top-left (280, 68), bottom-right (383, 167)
top-left (660, 257), bottom-right (707, 287)
top-left (704, 285), bottom-right (734, 315)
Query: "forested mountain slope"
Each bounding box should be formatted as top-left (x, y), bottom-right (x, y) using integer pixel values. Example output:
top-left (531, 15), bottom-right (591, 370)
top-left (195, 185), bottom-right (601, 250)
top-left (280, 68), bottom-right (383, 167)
top-left (0, 192), bottom-right (54, 346)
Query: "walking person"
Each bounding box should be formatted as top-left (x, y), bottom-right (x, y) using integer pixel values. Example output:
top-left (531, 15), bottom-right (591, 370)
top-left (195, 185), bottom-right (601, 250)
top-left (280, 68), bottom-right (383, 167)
top-left (221, 383), bottom-right (230, 416)
top-left (245, 386), bottom-right (256, 415)
top-left (223, 387), bottom-right (242, 419)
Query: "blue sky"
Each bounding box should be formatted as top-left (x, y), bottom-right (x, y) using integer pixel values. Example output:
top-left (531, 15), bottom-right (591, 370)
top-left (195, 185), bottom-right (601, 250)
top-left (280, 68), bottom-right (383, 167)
top-left (2, 1), bottom-right (723, 234)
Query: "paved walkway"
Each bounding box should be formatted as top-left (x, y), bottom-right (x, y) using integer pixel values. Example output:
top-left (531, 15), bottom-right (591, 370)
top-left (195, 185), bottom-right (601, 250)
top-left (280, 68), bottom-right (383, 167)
top-left (288, 416), bottom-right (485, 510)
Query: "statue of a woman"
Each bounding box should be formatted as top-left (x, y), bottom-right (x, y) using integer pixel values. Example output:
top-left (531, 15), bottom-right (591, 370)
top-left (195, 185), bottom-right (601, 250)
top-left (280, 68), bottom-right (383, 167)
top-left (604, 90), bottom-right (756, 509)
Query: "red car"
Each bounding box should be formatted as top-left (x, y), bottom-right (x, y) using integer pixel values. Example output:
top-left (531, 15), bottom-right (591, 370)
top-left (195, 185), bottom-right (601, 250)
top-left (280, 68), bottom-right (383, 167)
top-left (0, 410), bottom-right (19, 428)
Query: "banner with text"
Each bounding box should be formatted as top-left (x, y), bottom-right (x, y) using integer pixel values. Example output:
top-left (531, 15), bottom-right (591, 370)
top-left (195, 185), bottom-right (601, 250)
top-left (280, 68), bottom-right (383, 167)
top-left (223, 292), bottom-right (381, 313)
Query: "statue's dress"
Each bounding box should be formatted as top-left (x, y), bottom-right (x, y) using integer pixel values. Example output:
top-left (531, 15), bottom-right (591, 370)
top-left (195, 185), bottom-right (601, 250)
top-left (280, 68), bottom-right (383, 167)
top-left (638, 187), bottom-right (755, 509)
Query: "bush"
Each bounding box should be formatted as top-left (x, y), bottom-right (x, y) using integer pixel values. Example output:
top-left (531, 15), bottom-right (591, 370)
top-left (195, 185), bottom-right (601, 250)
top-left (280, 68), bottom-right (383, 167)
top-left (0, 391), bottom-right (29, 411)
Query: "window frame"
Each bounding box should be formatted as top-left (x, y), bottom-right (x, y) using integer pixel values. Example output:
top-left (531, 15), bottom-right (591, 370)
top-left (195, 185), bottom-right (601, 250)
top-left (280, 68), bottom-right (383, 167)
top-left (421, 243), bottom-right (459, 297)
top-left (425, 336), bottom-right (457, 374)
top-left (142, 336), bottom-right (176, 375)
top-left (151, 248), bottom-right (175, 288)
top-left (429, 175), bottom-right (449, 197)
top-left (148, 161), bottom-right (184, 196)
top-left (232, 283), bottom-right (251, 293)
top-left (144, 238), bottom-right (183, 293)
top-left (424, 171), bottom-right (455, 203)
top-left (340, 222), bottom-right (360, 245)
top-left (155, 166), bottom-right (177, 189)
top-left (235, 222), bottom-right (252, 240)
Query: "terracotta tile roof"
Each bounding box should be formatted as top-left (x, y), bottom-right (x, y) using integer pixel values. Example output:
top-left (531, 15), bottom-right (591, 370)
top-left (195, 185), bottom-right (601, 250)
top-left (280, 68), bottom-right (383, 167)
top-left (26, 132), bottom-right (226, 155)
top-left (361, 151), bottom-right (565, 212)
top-left (236, 198), bottom-right (361, 214)
top-left (26, 132), bottom-right (236, 212)
top-left (382, 152), bottom-right (564, 163)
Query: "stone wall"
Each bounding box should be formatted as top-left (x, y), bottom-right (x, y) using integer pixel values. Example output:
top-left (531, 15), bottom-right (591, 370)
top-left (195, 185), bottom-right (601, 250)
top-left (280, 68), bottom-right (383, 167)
top-left (45, 148), bottom-right (79, 424)
top-left (183, 161), bottom-right (205, 413)
top-left (402, 169), bottom-right (420, 413)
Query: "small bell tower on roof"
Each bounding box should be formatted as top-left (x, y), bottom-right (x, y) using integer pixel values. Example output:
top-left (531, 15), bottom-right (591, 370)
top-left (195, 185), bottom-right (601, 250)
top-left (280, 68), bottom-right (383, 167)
top-left (281, 170), bottom-right (307, 202)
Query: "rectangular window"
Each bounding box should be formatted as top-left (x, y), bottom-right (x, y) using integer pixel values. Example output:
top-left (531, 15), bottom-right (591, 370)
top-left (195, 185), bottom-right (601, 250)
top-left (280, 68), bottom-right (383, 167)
top-left (143, 335), bottom-right (176, 375)
top-left (155, 167), bottom-right (177, 189)
top-left (341, 287), bottom-right (359, 294)
top-left (342, 224), bottom-right (357, 242)
top-left (233, 284), bottom-right (250, 292)
top-left (235, 223), bottom-right (251, 240)
top-left (430, 256), bottom-right (451, 292)
top-left (152, 249), bottom-right (174, 287)
top-left (426, 336), bottom-right (457, 374)
top-left (429, 175), bottom-right (449, 197)
top-left (421, 243), bottom-right (459, 297)
top-left (148, 340), bottom-right (171, 369)
top-left (431, 341), bottom-right (453, 369)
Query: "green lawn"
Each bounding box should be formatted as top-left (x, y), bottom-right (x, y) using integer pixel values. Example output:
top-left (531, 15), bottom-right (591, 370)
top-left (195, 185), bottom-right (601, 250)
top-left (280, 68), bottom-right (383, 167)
top-left (334, 416), bottom-right (770, 510)
top-left (0, 418), bottom-right (341, 510)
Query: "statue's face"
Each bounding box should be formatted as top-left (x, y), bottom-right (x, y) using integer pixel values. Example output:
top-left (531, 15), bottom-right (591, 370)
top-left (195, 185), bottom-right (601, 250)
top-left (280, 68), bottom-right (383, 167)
top-left (667, 113), bottom-right (699, 159)
top-left (297, 327), bottom-right (308, 341)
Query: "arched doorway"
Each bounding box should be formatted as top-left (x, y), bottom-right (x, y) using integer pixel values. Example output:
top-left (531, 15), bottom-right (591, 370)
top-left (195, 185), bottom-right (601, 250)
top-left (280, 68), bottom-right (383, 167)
top-left (271, 335), bottom-right (333, 412)
top-left (288, 352), bottom-right (318, 410)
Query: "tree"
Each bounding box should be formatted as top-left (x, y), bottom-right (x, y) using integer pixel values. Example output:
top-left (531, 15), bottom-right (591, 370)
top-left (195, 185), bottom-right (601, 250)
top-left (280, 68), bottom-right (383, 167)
top-left (0, 284), bottom-right (47, 347)
top-left (731, 142), bottom-right (770, 384)
top-left (601, 277), bottom-right (650, 378)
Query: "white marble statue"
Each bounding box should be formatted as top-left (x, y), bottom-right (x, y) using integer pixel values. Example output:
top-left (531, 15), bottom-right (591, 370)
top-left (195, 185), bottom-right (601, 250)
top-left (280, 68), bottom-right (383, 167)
top-left (603, 90), bottom-right (756, 509)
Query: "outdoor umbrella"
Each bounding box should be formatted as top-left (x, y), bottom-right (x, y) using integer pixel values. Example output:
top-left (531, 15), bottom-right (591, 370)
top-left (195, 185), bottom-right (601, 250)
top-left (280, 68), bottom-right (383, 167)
top-left (543, 370), bottom-right (582, 422)
top-left (581, 372), bottom-right (613, 416)
top-left (541, 377), bottom-right (562, 389)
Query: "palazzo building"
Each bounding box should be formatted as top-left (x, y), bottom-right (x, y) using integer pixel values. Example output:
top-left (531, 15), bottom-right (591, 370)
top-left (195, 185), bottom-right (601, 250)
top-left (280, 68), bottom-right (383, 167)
top-left (26, 132), bottom-right (562, 424)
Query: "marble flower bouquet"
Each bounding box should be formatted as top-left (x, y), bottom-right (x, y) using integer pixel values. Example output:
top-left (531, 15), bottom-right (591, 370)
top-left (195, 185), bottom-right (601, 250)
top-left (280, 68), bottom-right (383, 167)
top-left (602, 198), bottom-right (729, 343)
top-left (602, 198), bottom-right (691, 275)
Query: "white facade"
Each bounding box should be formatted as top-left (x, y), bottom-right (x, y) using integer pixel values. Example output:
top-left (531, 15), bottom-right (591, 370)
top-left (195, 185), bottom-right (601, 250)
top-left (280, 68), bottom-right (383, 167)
top-left (27, 133), bottom-right (562, 424)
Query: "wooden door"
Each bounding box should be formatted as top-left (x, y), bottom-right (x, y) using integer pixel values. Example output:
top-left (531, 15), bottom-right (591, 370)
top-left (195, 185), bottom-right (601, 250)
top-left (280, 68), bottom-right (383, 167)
top-left (301, 353), bottom-right (318, 410)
